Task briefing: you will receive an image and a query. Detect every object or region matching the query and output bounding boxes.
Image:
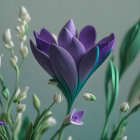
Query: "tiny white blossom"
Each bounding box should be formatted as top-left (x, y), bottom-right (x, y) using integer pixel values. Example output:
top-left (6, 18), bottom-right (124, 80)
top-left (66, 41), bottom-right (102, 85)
top-left (20, 43), bottom-right (28, 58)
top-left (3, 29), bottom-right (14, 49)
top-left (16, 104), bottom-right (26, 113)
top-left (11, 56), bottom-right (18, 67)
top-left (121, 136), bottom-right (127, 140)
top-left (83, 93), bottom-right (96, 101)
top-left (19, 6), bottom-right (31, 25)
top-left (120, 102), bottom-right (129, 112)
top-left (47, 117), bottom-right (56, 127)
top-left (53, 92), bottom-right (63, 104)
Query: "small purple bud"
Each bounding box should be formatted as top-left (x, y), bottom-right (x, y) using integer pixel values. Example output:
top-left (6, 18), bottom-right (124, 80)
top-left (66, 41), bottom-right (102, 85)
top-left (0, 121), bottom-right (6, 126)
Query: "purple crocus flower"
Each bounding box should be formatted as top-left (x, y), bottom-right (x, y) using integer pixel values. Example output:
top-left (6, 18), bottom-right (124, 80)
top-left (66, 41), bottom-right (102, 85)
top-left (70, 108), bottom-right (85, 125)
top-left (0, 121), bottom-right (6, 126)
top-left (63, 108), bottom-right (85, 125)
top-left (30, 19), bottom-right (115, 113)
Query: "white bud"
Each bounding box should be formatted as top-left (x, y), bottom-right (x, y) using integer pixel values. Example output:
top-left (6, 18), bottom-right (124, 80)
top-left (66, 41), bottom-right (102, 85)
top-left (0, 54), bottom-right (4, 68)
top-left (67, 136), bottom-right (73, 140)
top-left (18, 86), bottom-right (29, 100)
top-left (3, 29), bottom-right (14, 48)
top-left (11, 56), bottom-right (18, 67)
top-left (121, 136), bottom-right (127, 140)
top-left (83, 93), bottom-right (96, 101)
top-left (3, 29), bottom-right (12, 43)
top-left (20, 44), bottom-right (28, 58)
top-left (15, 88), bottom-right (21, 97)
top-left (16, 104), bottom-right (26, 113)
top-left (120, 102), bottom-right (129, 112)
top-left (53, 92), bottom-right (63, 104)
top-left (19, 6), bottom-right (31, 25)
top-left (46, 117), bottom-right (56, 127)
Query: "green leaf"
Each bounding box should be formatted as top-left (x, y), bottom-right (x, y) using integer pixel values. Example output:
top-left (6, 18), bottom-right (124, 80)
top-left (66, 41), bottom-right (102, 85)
top-left (119, 20), bottom-right (140, 77)
top-left (105, 59), bottom-right (119, 115)
top-left (18, 117), bottom-right (30, 140)
top-left (128, 72), bottom-right (140, 108)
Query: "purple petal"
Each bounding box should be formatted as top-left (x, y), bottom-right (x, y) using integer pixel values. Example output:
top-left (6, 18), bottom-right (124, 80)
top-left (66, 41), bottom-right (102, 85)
top-left (71, 108), bottom-right (77, 117)
top-left (58, 28), bottom-right (73, 49)
top-left (33, 31), bottom-right (50, 55)
top-left (58, 19), bottom-right (77, 38)
top-left (39, 28), bottom-right (56, 44)
top-left (97, 33), bottom-right (115, 63)
top-left (71, 120), bottom-right (84, 125)
top-left (30, 40), bottom-right (55, 77)
top-left (79, 47), bottom-right (98, 83)
top-left (49, 44), bottom-right (78, 95)
top-left (0, 121), bottom-right (6, 126)
top-left (79, 25), bottom-right (96, 52)
top-left (75, 110), bottom-right (85, 120)
top-left (67, 37), bottom-right (86, 65)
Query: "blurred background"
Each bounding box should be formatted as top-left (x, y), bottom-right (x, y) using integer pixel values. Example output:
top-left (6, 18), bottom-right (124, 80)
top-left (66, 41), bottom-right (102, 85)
top-left (0, 0), bottom-right (140, 139)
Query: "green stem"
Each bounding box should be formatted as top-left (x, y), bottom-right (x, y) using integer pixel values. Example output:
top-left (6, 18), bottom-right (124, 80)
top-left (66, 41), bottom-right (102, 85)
top-left (58, 125), bottom-right (65, 140)
top-left (50, 124), bottom-right (66, 140)
top-left (19, 57), bottom-right (25, 71)
top-left (101, 116), bottom-right (110, 140)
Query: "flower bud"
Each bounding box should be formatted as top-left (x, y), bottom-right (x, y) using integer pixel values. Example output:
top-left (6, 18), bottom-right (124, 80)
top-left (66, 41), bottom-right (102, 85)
top-left (16, 104), bottom-right (26, 113)
top-left (13, 86), bottom-right (29, 103)
top-left (3, 29), bottom-right (14, 48)
top-left (83, 93), bottom-right (96, 101)
top-left (67, 136), bottom-right (73, 140)
top-left (53, 92), bottom-right (63, 104)
top-left (20, 44), bottom-right (28, 58)
top-left (46, 117), bottom-right (56, 127)
top-left (33, 94), bottom-right (40, 111)
top-left (120, 102), bottom-right (129, 112)
top-left (2, 87), bottom-right (10, 99)
top-left (121, 136), bottom-right (127, 140)
top-left (10, 56), bottom-right (18, 67)
top-left (19, 6), bottom-right (31, 25)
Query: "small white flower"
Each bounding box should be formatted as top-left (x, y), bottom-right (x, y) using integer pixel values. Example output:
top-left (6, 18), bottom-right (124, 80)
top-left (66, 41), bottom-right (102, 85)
top-left (121, 136), bottom-right (127, 140)
top-left (20, 43), bottom-right (28, 58)
top-left (67, 136), bottom-right (73, 140)
top-left (120, 102), bottom-right (129, 112)
top-left (16, 104), bottom-right (26, 113)
top-left (11, 56), bottom-right (18, 67)
top-left (19, 6), bottom-right (31, 25)
top-left (46, 117), bottom-right (56, 127)
top-left (0, 54), bottom-right (4, 68)
top-left (53, 92), bottom-right (63, 104)
top-left (83, 93), bottom-right (96, 101)
top-left (3, 29), bottom-right (14, 49)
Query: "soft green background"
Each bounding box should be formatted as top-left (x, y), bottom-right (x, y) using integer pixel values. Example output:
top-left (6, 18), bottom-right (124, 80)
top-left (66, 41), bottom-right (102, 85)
top-left (0, 0), bottom-right (140, 139)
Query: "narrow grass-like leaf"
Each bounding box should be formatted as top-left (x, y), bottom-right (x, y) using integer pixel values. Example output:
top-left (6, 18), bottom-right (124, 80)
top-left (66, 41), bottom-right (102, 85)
top-left (128, 72), bottom-right (140, 108)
